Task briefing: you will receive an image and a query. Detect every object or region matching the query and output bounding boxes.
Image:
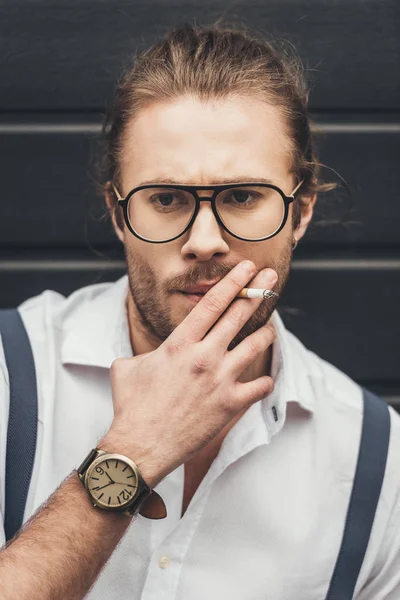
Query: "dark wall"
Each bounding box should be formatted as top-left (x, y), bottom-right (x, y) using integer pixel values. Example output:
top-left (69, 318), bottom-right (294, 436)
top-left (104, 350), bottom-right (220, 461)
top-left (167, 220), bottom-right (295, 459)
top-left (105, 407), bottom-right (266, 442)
top-left (0, 1), bottom-right (399, 409)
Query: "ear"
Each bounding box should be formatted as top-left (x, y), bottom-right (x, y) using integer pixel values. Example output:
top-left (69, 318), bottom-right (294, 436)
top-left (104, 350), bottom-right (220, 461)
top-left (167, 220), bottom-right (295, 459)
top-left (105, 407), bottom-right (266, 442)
top-left (104, 181), bottom-right (125, 244)
top-left (293, 193), bottom-right (317, 242)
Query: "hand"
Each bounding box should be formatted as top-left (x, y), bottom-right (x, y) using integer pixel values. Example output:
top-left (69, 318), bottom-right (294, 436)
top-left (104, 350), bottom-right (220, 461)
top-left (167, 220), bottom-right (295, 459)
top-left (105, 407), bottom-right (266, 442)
top-left (102, 261), bottom-right (277, 488)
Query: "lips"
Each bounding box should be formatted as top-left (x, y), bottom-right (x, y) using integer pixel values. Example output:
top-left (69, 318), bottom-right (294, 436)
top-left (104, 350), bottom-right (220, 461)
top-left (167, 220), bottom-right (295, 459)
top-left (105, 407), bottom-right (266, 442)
top-left (179, 282), bottom-right (220, 294)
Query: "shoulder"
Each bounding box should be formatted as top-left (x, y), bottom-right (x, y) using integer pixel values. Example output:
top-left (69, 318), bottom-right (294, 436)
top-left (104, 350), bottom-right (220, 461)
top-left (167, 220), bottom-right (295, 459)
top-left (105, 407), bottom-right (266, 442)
top-left (16, 280), bottom-right (115, 339)
top-left (276, 316), bottom-right (400, 480)
top-left (282, 321), bottom-right (400, 521)
top-left (274, 313), bottom-right (366, 420)
top-left (283, 322), bottom-right (391, 419)
top-left (0, 276), bottom-right (124, 422)
top-left (282, 324), bottom-right (400, 580)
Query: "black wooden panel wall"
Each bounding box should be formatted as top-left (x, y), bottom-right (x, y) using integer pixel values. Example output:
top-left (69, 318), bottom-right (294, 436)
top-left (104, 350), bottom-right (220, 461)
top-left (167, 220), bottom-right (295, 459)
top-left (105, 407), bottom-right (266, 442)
top-left (0, 0), bottom-right (399, 409)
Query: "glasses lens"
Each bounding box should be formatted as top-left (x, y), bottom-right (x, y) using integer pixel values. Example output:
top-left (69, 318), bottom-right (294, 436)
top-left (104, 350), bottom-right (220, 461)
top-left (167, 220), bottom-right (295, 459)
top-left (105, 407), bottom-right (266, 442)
top-left (216, 186), bottom-right (285, 240)
top-left (128, 188), bottom-right (196, 241)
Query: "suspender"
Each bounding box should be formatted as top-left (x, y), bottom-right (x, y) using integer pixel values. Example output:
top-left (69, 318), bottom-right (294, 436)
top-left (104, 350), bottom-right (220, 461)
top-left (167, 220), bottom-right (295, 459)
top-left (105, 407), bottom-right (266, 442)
top-left (0, 309), bottom-right (38, 543)
top-left (0, 308), bottom-right (392, 599)
top-left (325, 387), bottom-right (391, 599)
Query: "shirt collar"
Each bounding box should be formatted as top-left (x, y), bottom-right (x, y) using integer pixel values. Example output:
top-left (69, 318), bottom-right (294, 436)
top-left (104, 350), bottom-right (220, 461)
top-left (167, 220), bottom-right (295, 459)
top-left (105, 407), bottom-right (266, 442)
top-left (60, 275), bottom-right (133, 367)
top-left (262, 309), bottom-right (316, 433)
top-left (215, 311), bottom-right (316, 469)
top-left (60, 275), bottom-right (316, 422)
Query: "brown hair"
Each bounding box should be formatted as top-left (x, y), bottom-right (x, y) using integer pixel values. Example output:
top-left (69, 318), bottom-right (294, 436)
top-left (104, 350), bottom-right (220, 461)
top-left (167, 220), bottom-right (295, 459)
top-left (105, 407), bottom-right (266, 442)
top-left (95, 22), bottom-right (336, 230)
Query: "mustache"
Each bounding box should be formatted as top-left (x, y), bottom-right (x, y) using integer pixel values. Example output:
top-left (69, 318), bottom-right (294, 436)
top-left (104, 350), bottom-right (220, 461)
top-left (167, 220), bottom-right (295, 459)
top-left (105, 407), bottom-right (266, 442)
top-left (167, 261), bottom-right (237, 291)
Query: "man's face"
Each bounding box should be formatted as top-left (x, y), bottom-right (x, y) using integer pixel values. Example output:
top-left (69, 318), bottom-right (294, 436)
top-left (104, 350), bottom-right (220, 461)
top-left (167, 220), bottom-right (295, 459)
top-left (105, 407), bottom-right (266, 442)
top-left (116, 95), bottom-right (306, 349)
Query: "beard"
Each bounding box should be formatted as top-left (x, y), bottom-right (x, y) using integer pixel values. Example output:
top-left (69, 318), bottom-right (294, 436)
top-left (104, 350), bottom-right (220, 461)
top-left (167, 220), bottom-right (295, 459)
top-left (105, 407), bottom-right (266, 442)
top-left (124, 238), bottom-right (292, 351)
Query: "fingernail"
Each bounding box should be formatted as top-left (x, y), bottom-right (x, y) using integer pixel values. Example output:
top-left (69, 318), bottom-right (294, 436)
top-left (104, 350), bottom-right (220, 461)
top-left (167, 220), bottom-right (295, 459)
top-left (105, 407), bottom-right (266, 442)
top-left (263, 269), bottom-right (278, 286)
top-left (242, 260), bottom-right (256, 274)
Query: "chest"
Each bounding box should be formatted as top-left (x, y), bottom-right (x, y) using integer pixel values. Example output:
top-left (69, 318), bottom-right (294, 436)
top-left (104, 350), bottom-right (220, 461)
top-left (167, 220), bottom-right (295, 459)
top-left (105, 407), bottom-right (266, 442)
top-left (181, 460), bottom-right (214, 517)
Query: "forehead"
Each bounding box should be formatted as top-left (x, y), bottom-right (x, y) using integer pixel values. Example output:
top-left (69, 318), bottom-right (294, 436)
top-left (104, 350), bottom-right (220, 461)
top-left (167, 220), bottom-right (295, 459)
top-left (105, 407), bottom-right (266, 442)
top-left (119, 95), bottom-right (293, 188)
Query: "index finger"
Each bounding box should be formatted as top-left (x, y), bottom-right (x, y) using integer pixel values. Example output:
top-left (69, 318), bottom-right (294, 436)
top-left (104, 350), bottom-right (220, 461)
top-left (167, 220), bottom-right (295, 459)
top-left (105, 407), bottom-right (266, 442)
top-left (169, 260), bottom-right (257, 345)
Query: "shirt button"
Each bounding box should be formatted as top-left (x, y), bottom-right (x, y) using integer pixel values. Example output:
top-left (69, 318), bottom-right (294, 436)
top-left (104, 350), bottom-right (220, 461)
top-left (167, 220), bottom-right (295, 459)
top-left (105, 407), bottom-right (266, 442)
top-left (158, 555), bottom-right (170, 569)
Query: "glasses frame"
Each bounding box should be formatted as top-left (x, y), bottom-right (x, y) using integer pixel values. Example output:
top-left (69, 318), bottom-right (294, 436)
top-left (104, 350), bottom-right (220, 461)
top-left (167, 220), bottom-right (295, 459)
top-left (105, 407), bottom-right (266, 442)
top-left (111, 180), bottom-right (304, 244)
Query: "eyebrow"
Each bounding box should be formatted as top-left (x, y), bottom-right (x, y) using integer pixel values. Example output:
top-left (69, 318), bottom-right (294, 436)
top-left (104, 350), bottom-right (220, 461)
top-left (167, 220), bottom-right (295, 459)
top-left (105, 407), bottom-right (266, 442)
top-left (137, 176), bottom-right (275, 187)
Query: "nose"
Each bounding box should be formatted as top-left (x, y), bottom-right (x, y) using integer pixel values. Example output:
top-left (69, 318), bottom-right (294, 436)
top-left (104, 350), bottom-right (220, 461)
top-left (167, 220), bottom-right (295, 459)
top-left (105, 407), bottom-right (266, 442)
top-left (180, 201), bottom-right (230, 261)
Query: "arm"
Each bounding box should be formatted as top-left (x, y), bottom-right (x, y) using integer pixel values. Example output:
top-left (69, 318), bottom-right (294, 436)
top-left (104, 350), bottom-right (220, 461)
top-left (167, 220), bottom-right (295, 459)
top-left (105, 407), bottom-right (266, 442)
top-left (0, 425), bottom-right (164, 600)
top-left (0, 471), bottom-right (133, 600)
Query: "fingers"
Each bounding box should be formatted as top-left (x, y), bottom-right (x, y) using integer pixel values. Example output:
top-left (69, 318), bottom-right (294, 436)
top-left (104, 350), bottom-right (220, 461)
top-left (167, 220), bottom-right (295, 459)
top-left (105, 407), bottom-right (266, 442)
top-left (204, 268), bottom-right (278, 350)
top-left (232, 375), bottom-right (275, 411)
top-left (169, 260), bottom-right (257, 345)
top-left (225, 323), bottom-right (276, 379)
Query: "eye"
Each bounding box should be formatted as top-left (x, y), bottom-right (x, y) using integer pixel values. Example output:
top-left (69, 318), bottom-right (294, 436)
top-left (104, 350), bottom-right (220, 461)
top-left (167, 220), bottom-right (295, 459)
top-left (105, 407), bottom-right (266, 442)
top-left (152, 192), bottom-right (177, 206)
top-left (143, 189), bottom-right (193, 216)
top-left (149, 190), bottom-right (189, 206)
top-left (222, 189), bottom-right (261, 206)
top-left (231, 190), bottom-right (252, 203)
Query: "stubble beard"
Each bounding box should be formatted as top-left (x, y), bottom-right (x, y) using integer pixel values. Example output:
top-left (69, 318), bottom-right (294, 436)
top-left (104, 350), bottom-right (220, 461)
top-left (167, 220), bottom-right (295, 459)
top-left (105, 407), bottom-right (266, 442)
top-left (124, 240), bottom-right (292, 351)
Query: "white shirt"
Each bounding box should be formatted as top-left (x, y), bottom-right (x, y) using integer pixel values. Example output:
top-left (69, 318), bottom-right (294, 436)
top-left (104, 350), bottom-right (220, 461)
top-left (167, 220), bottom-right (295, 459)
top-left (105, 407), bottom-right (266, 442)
top-left (1, 275), bottom-right (400, 600)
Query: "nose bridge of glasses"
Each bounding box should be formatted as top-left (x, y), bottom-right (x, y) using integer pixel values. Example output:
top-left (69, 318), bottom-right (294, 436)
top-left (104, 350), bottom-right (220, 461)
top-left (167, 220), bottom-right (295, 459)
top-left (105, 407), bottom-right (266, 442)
top-left (194, 188), bottom-right (216, 200)
top-left (189, 190), bottom-right (223, 232)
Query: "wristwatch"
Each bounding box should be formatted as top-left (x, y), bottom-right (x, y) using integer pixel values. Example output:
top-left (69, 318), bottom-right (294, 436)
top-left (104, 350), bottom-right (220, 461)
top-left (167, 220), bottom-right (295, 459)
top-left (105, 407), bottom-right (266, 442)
top-left (77, 448), bottom-right (167, 519)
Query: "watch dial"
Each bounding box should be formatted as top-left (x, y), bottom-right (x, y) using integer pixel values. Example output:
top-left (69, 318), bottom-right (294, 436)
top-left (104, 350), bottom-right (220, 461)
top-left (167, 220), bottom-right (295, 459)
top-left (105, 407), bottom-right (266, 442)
top-left (88, 458), bottom-right (138, 509)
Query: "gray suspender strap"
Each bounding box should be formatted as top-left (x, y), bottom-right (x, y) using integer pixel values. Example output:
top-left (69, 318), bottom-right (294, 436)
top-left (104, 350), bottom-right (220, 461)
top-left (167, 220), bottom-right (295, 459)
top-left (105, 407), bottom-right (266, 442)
top-left (0, 309), bottom-right (38, 543)
top-left (325, 387), bottom-right (391, 600)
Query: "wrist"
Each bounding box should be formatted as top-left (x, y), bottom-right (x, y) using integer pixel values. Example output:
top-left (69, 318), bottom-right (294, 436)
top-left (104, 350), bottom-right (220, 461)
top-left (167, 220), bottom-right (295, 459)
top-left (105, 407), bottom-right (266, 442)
top-left (98, 430), bottom-right (163, 489)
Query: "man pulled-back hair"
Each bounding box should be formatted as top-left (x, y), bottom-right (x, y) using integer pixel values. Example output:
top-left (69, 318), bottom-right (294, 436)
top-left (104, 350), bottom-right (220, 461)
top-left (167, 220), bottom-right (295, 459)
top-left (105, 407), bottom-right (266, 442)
top-left (0, 23), bottom-right (399, 600)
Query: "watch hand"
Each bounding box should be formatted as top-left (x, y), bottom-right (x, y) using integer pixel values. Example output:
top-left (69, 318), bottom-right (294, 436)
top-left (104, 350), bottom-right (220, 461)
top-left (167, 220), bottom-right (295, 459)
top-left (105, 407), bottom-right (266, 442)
top-left (104, 471), bottom-right (115, 484)
top-left (114, 481), bottom-right (135, 487)
top-left (96, 481), bottom-right (115, 491)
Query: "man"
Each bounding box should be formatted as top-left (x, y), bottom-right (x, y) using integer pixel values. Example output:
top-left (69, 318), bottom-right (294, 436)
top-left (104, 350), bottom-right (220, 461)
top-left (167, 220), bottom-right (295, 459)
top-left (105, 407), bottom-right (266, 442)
top-left (0, 23), bottom-right (399, 600)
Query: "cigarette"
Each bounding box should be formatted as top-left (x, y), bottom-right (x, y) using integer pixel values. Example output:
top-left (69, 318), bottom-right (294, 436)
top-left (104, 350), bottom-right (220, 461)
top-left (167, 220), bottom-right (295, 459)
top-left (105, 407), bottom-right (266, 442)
top-left (237, 288), bottom-right (279, 300)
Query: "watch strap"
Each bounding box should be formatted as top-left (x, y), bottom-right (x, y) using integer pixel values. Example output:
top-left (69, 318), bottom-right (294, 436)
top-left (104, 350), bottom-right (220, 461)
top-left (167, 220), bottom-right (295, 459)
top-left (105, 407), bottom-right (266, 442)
top-left (136, 488), bottom-right (167, 519)
top-left (77, 448), bottom-right (100, 478)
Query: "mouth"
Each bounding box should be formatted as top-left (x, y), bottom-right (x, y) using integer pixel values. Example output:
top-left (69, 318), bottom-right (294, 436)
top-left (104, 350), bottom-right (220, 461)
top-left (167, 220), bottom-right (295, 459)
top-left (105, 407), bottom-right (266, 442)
top-left (178, 281), bottom-right (220, 295)
top-left (176, 289), bottom-right (208, 304)
top-left (178, 291), bottom-right (206, 301)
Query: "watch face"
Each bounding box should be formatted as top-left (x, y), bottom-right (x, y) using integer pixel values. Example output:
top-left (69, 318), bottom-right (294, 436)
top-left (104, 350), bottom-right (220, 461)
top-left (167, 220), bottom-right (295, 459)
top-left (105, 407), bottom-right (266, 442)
top-left (86, 455), bottom-right (139, 510)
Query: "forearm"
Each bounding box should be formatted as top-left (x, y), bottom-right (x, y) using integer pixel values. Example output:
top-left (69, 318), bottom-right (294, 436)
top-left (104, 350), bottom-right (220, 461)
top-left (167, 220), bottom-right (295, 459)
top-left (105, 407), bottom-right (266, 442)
top-left (0, 471), bottom-right (132, 600)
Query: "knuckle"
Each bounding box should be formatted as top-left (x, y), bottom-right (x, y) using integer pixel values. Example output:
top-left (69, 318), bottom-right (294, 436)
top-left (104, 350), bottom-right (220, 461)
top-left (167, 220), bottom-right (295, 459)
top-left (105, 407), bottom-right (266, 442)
top-left (264, 324), bottom-right (277, 344)
top-left (221, 388), bottom-right (240, 416)
top-left (203, 293), bottom-right (224, 315)
top-left (247, 336), bottom-right (262, 358)
top-left (165, 338), bottom-right (186, 357)
top-left (226, 305), bottom-right (244, 325)
top-left (226, 272), bottom-right (246, 291)
top-left (190, 352), bottom-right (212, 375)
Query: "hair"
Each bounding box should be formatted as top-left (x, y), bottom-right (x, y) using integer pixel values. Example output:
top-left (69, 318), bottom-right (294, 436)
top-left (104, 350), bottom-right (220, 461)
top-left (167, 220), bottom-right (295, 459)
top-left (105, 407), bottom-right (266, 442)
top-left (94, 22), bottom-right (337, 231)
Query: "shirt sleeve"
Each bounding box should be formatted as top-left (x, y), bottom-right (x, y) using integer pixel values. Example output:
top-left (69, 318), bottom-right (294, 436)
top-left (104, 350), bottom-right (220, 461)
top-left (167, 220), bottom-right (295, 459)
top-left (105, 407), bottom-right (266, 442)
top-left (0, 335), bottom-right (9, 548)
top-left (357, 406), bottom-right (400, 599)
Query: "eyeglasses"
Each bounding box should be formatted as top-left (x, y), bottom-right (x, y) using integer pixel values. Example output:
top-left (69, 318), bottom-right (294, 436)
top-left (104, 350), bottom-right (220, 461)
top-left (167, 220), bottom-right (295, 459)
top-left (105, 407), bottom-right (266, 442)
top-left (112, 180), bottom-right (303, 243)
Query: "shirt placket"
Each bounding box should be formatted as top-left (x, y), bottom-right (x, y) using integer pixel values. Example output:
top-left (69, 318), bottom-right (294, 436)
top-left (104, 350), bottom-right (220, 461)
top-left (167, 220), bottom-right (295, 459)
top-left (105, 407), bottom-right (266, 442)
top-left (141, 477), bottom-right (212, 600)
top-left (140, 401), bottom-right (273, 600)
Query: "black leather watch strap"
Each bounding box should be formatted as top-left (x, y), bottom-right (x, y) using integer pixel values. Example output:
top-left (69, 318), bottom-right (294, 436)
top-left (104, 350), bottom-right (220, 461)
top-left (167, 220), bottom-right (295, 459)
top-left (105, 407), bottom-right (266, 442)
top-left (76, 449), bottom-right (99, 480)
top-left (125, 481), bottom-right (152, 516)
